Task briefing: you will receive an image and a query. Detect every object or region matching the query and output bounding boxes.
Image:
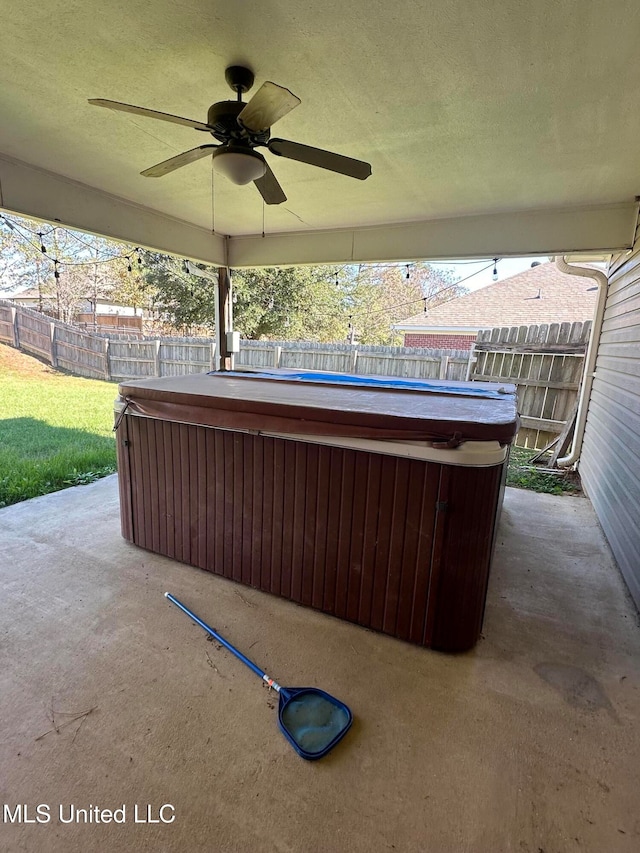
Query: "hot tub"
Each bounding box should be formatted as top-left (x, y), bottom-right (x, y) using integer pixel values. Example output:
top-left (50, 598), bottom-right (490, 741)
top-left (115, 369), bottom-right (518, 652)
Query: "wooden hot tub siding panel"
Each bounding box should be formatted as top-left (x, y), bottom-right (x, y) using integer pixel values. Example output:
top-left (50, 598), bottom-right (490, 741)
top-left (116, 415), bottom-right (504, 651)
top-left (430, 464), bottom-right (504, 651)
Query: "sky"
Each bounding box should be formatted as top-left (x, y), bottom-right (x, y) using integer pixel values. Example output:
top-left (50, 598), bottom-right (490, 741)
top-left (432, 256), bottom-right (549, 292)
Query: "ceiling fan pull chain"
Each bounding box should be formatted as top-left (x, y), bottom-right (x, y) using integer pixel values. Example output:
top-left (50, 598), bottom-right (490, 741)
top-left (211, 159), bottom-right (216, 235)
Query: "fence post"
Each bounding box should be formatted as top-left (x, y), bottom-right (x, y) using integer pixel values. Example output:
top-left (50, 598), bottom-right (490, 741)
top-left (273, 345), bottom-right (282, 367)
top-left (11, 306), bottom-right (19, 348)
top-left (154, 339), bottom-right (161, 376)
top-left (103, 337), bottom-right (111, 381)
top-left (438, 354), bottom-right (449, 380)
top-left (465, 344), bottom-right (476, 381)
top-left (50, 322), bottom-right (57, 368)
top-left (351, 347), bottom-right (358, 373)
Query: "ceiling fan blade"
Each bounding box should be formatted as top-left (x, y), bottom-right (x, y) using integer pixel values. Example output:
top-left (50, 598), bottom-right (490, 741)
top-left (254, 162), bottom-right (287, 205)
top-left (237, 82), bottom-right (301, 132)
top-left (268, 138), bottom-right (372, 180)
top-left (141, 145), bottom-right (218, 177)
top-left (88, 99), bottom-right (212, 131)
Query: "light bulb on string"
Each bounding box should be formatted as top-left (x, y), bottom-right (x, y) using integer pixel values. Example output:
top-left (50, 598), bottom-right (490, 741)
top-left (406, 264), bottom-right (410, 280)
top-left (492, 258), bottom-right (499, 281)
top-left (38, 233), bottom-right (47, 253)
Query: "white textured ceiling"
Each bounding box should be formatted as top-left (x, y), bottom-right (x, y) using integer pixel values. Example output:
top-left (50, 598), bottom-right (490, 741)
top-left (0, 0), bottom-right (639, 265)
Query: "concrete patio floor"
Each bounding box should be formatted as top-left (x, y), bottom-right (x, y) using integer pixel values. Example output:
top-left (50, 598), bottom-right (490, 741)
top-left (0, 476), bottom-right (639, 853)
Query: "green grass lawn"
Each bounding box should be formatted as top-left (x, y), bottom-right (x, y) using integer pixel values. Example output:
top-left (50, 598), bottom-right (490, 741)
top-left (506, 445), bottom-right (581, 495)
top-left (0, 344), bottom-right (118, 508)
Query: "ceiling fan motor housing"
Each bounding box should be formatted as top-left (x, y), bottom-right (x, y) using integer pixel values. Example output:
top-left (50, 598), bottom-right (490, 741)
top-left (206, 101), bottom-right (270, 146)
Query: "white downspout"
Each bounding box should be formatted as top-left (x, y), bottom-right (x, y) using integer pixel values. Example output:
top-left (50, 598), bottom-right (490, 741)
top-left (554, 256), bottom-right (608, 468)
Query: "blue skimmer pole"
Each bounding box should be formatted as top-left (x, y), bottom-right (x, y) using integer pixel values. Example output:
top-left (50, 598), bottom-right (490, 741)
top-left (164, 592), bottom-right (283, 693)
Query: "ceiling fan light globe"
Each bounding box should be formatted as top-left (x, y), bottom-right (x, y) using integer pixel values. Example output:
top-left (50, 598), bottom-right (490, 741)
top-left (213, 150), bottom-right (266, 185)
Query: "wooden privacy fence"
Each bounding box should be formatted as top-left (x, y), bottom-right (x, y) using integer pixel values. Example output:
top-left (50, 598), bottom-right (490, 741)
top-left (0, 301), bottom-right (469, 382)
top-left (0, 299), bottom-right (591, 450)
top-left (471, 321), bottom-right (592, 449)
top-left (235, 340), bottom-right (470, 381)
top-left (108, 339), bottom-right (469, 381)
top-left (0, 300), bottom-right (110, 379)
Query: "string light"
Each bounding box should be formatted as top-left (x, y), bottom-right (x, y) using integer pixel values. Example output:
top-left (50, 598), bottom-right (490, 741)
top-left (233, 259), bottom-right (496, 325)
top-left (0, 214), bottom-right (134, 271)
top-left (2, 213), bottom-right (505, 331)
top-left (348, 261), bottom-right (495, 321)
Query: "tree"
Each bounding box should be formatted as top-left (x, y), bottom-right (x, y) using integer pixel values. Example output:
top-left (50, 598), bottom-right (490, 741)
top-left (138, 252), bottom-right (218, 334)
top-left (139, 256), bottom-right (467, 343)
top-left (337, 262), bottom-right (467, 345)
top-left (231, 266), bottom-right (347, 340)
top-left (137, 259), bottom-right (350, 340)
top-left (0, 217), bottom-right (51, 302)
top-left (109, 266), bottom-right (148, 317)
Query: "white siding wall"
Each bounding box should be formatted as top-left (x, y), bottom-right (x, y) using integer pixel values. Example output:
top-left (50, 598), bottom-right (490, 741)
top-left (580, 239), bottom-right (640, 609)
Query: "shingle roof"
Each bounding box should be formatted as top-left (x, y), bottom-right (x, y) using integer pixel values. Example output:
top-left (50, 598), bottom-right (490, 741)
top-left (395, 263), bottom-right (598, 330)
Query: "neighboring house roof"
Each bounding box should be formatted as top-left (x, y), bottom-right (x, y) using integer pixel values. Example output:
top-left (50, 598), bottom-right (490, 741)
top-left (0, 287), bottom-right (51, 300)
top-left (394, 263), bottom-right (598, 332)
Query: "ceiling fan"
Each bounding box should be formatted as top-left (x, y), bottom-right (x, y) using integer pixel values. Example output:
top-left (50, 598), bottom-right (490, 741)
top-left (89, 65), bottom-right (372, 205)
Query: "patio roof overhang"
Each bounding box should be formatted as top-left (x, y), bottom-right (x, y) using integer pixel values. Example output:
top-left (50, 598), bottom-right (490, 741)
top-left (1, 2), bottom-right (639, 267)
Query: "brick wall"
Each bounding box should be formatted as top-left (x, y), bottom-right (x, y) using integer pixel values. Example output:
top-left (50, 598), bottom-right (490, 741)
top-left (404, 333), bottom-right (476, 350)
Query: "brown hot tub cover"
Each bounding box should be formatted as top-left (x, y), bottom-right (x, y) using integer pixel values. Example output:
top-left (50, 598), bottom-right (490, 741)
top-left (117, 370), bottom-right (519, 446)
